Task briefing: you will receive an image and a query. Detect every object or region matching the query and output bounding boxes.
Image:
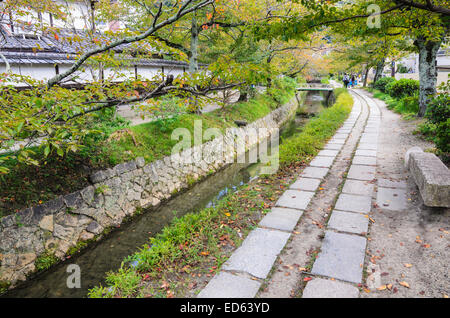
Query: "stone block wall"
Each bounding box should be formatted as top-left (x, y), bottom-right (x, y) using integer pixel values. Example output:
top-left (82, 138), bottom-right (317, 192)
top-left (0, 96), bottom-right (299, 288)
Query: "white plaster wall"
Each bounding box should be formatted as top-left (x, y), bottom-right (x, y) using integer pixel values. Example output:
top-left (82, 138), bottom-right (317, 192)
top-left (2, 62), bottom-right (188, 84)
top-left (9, 64), bottom-right (57, 82)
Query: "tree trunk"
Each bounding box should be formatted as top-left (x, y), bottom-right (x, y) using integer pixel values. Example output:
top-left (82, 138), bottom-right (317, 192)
top-left (374, 59), bottom-right (385, 84)
top-left (237, 90), bottom-right (248, 102)
top-left (189, 14), bottom-right (199, 73)
top-left (363, 67), bottom-right (369, 87)
top-left (415, 36), bottom-right (441, 117)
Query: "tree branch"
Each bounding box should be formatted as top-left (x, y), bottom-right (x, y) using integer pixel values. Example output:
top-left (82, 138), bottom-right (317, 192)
top-left (46, 0), bottom-right (214, 88)
top-left (394, 0), bottom-right (450, 16)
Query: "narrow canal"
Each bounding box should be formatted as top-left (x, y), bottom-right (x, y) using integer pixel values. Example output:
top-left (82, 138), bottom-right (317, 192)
top-left (3, 91), bottom-right (326, 298)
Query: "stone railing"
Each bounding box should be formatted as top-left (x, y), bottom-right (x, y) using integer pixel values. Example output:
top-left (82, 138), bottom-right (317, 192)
top-left (0, 95), bottom-right (300, 289)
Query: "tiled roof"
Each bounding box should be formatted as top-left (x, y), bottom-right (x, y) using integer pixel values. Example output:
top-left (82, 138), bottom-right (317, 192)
top-left (0, 28), bottom-right (189, 68)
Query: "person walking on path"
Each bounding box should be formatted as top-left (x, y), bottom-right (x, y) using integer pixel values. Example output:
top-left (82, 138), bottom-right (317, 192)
top-left (343, 74), bottom-right (349, 88)
top-left (351, 75), bottom-right (357, 88)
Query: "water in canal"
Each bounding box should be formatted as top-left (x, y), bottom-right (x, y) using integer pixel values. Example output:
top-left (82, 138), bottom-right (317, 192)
top-left (3, 91), bottom-right (326, 298)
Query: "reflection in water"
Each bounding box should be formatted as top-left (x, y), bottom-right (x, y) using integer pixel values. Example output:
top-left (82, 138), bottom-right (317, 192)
top-left (3, 91), bottom-right (325, 298)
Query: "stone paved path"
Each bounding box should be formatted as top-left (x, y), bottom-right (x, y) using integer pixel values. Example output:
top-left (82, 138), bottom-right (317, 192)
top-left (197, 88), bottom-right (449, 299)
top-left (197, 89), bottom-right (365, 298)
top-left (302, 89), bottom-right (380, 297)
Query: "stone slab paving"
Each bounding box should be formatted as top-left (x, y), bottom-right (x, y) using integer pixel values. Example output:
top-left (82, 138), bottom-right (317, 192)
top-left (275, 189), bottom-right (315, 210)
top-left (327, 210), bottom-right (369, 235)
top-left (302, 278), bottom-right (359, 298)
top-left (259, 207), bottom-right (303, 232)
top-left (352, 156), bottom-right (376, 166)
top-left (329, 139), bottom-right (345, 144)
top-left (347, 164), bottom-right (376, 181)
top-left (335, 193), bottom-right (372, 214)
top-left (317, 149), bottom-right (339, 158)
top-left (197, 272), bottom-right (261, 298)
top-left (324, 143), bottom-right (343, 150)
top-left (302, 90), bottom-right (373, 297)
top-left (290, 177), bottom-right (321, 192)
top-left (301, 167), bottom-right (329, 179)
top-left (362, 133), bottom-right (378, 138)
top-left (309, 156), bottom-right (335, 168)
top-left (333, 133), bottom-right (349, 139)
top-left (357, 143), bottom-right (377, 150)
top-left (311, 231), bottom-right (367, 284)
top-left (376, 187), bottom-right (407, 211)
top-left (355, 150), bottom-right (377, 157)
top-left (377, 178), bottom-right (407, 189)
top-left (360, 138), bottom-right (378, 144)
top-left (221, 228), bottom-right (291, 279)
top-left (342, 179), bottom-right (374, 196)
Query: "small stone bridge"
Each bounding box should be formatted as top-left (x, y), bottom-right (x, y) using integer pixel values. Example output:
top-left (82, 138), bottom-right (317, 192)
top-left (297, 84), bottom-right (335, 106)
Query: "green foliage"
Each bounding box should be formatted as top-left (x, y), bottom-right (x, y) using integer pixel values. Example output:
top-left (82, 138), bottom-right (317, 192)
top-left (426, 91), bottom-right (450, 125)
top-left (396, 64), bottom-right (409, 74)
top-left (373, 77), bottom-right (396, 94)
top-left (95, 185), bottom-right (111, 195)
top-left (386, 79), bottom-right (420, 99)
top-left (387, 95), bottom-right (420, 115)
top-left (333, 87), bottom-right (348, 99)
top-left (267, 77), bottom-right (298, 105)
top-left (88, 265), bottom-right (141, 298)
top-left (372, 88), bottom-right (419, 116)
top-left (434, 118), bottom-right (450, 155)
top-left (35, 251), bottom-right (58, 272)
top-left (425, 87), bottom-right (450, 154)
top-left (0, 280), bottom-right (10, 294)
top-left (279, 89), bottom-right (353, 165)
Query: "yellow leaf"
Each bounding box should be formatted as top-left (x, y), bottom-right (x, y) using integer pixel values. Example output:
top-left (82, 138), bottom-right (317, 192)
top-left (377, 285), bottom-right (387, 291)
top-left (404, 263), bottom-right (413, 268)
top-left (399, 281), bottom-right (410, 288)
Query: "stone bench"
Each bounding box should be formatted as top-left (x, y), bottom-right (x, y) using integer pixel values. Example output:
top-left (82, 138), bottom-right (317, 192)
top-left (406, 148), bottom-right (450, 207)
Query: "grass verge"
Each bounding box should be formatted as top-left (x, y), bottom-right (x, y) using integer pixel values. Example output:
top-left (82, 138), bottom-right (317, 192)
top-left (87, 89), bottom-right (353, 298)
top-left (367, 88), bottom-right (418, 120)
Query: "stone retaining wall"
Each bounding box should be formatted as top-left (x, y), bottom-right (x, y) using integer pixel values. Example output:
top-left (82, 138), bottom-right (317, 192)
top-left (0, 95), bottom-right (300, 288)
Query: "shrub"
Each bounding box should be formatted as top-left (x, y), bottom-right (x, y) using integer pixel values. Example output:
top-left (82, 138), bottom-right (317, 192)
top-left (426, 91), bottom-right (450, 125)
top-left (373, 77), bottom-right (396, 93)
top-left (395, 95), bottom-right (419, 114)
top-left (435, 118), bottom-right (450, 155)
top-left (386, 78), bottom-right (419, 98)
top-left (425, 88), bottom-right (450, 154)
